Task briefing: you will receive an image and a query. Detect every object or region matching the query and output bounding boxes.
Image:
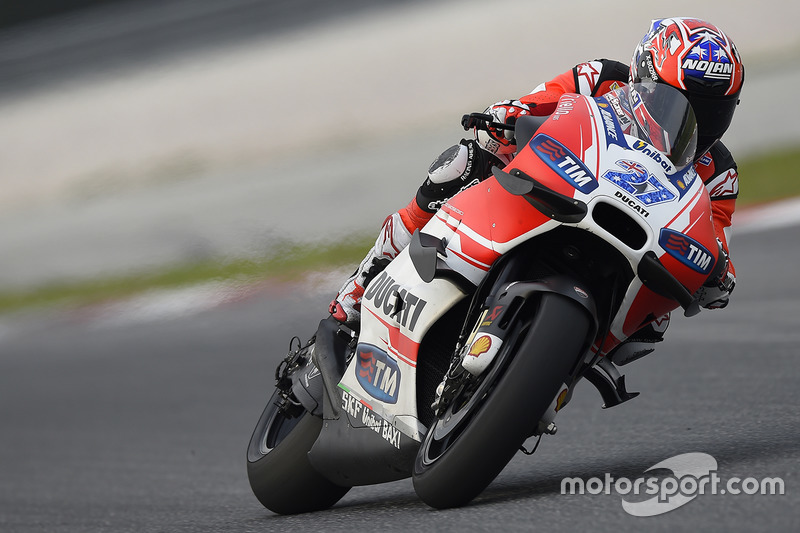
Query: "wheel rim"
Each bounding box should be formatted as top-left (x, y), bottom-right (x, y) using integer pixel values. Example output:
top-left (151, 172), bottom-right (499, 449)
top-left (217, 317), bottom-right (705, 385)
top-left (419, 339), bottom-right (513, 466)
top-left (247, 394), bottom-right (304, 462)
top-left (262, 407), bottom-right (303, 453)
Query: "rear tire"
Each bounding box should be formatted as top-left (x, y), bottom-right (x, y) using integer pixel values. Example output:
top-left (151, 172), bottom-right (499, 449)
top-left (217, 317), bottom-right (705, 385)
top-left (247, 390), bottom-right (350, 514)
top-left (412, 293), bottom-right (591, 509)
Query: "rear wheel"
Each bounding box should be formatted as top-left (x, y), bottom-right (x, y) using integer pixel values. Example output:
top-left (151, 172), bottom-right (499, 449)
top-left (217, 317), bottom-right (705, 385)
top-left (412, 293), bottom-right (592, 509)
top-left (247, 389), bottom-right (350, 514)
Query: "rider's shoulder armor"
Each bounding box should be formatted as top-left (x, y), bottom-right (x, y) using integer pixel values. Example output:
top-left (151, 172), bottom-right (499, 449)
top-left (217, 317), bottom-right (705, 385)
top-left (572, 59), bottom-right (629, 96)
top-left (695, 141), bottom-right (739, 201)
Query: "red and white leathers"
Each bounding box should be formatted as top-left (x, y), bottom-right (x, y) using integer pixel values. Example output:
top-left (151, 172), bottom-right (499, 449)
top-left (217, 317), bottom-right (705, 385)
top-left (329, 209), bottom-right (421, 325)
top-left (331, 59), bottom-right (739, 326)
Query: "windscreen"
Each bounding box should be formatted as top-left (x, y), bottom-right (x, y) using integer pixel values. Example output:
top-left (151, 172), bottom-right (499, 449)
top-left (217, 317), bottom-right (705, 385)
top-left (626, 81), bottom-right (698, 171)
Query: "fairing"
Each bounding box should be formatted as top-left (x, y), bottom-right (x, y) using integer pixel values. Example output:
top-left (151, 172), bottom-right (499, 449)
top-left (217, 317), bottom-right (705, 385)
top-left (316, 88), bottom-right (719, 479)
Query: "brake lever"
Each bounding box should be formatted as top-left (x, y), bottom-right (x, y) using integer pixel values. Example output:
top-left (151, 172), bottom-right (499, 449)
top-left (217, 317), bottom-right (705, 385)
top-left (461, 112), bottom-right (517, 132)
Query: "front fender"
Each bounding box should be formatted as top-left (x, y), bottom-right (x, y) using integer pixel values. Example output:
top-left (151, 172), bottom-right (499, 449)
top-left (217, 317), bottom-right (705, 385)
top-left (460, 275), bottom-right (599, 378)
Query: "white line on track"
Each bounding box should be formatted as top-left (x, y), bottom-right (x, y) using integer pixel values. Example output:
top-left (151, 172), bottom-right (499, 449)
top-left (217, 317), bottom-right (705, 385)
top-left (735, 196), bottom-right (800, 234)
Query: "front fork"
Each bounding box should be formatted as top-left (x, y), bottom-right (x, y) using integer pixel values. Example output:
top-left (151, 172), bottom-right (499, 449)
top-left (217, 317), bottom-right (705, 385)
top-left (432, 273), bottom-right (639, 444)
top-left (433, 275), bottom-right (600, 429)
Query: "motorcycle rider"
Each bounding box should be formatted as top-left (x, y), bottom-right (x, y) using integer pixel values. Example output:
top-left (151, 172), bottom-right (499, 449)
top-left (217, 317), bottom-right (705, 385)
top-left (329, 17), bottom-right (744, 361)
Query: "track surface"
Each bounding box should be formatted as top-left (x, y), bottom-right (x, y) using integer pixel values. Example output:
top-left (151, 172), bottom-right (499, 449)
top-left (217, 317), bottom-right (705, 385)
top-left (1, 222), bottom-right (797, 532)
top-left (2, 2), bottom-right (798, 530)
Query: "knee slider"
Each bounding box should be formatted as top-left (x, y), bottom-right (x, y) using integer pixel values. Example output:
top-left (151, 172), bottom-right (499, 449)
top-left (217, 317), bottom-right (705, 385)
top-left (417, 140), bottom-right (493, 213)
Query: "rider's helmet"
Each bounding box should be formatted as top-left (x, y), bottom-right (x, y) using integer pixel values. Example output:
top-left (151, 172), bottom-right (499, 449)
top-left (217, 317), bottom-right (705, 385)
top-left (630, 17), bottom-right (745, 159)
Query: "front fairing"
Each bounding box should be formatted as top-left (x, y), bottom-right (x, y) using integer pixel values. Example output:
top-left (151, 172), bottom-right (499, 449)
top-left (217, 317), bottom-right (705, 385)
top-left (341, 89), bottom-right (718, 445)
top-left (432, 90), bottom-right (718, 342)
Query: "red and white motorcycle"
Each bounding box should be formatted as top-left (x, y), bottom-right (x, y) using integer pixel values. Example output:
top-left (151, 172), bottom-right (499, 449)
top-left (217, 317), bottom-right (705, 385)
top-left (246, 82), bottom-right (725, 513)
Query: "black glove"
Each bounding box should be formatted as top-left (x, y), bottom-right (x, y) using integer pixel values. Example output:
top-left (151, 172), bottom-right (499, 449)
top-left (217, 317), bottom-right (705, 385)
top-left (694, 243), bottom-right (735, 309)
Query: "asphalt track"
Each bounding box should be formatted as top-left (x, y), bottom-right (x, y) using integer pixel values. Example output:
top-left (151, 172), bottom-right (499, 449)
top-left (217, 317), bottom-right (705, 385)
top-left (1, 219), bottom-right (798, 532)
top-left (1, 2), bottom-right (798, 530)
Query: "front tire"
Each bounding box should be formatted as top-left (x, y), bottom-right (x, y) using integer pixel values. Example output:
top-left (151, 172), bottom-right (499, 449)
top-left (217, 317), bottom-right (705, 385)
top-left (412, 293), bottom-right (592, 509)
top-left (247, 390), bottom-right (350, 514)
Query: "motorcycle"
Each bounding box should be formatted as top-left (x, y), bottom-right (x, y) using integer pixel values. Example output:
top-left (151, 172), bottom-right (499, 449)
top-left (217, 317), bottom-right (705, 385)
top-left (246, 82), bottom-right (726, 513)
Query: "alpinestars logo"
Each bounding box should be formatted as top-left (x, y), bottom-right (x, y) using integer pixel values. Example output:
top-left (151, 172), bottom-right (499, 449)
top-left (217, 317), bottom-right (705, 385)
top-left (708, 169), bottom-right (739, 198)
top-left (576, 61), bottom-right (601, 94)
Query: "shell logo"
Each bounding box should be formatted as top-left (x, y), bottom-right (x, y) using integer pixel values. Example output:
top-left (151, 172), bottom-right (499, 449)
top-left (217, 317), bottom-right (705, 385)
top-left (555, 387), bottom-right (569, 411)
top-left (468, 336), bottom-right (492, 357)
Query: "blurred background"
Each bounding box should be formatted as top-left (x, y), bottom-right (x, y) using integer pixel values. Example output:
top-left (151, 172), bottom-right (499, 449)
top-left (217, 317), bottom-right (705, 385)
top-left (2, 3), bottom-right (799, 530)
top-left (1, 0), bottom-right (799, 298)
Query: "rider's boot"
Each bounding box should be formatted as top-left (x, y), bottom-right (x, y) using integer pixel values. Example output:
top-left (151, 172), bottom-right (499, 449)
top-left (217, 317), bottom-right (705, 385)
top-left (328, 208), bottom-right (420, 328)
top-left (609, 313), bottom-right (671, 365)
top-left (329, 139), bottom-right (501, 328)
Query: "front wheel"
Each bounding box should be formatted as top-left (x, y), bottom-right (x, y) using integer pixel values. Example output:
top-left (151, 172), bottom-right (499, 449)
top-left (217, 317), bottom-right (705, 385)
top-left (412, 293), bottom-right (592, 509)
top-left (247, 389), bottom-right (350, 514)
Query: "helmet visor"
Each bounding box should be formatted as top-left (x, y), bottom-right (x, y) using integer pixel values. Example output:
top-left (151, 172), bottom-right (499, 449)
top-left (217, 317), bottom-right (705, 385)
top-left (628, 81), bottom-right (698, 171)
top-left (687, 90), bottom-right (739, 157)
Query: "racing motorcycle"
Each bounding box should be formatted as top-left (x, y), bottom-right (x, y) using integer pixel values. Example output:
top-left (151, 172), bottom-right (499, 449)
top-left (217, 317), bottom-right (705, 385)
top-left (246, 81), bottom-right (726, 513)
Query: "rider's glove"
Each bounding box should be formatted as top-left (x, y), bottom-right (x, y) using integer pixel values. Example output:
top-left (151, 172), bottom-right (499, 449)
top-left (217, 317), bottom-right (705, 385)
top-left (694, 242), bottom-right (736, 309)
top-left (474, 100), bottom-right (532, 156)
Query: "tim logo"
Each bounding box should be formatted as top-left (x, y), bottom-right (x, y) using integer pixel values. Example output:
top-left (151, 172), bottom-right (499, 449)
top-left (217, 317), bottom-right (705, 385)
top-left (603, 159), bottom-right (676, 206)
top-left (356, 344), bottom-right (401, 404)
top-left (530, 134), bottom-right (598, 194)
top-left (659, 228), bottom-right (715, 275)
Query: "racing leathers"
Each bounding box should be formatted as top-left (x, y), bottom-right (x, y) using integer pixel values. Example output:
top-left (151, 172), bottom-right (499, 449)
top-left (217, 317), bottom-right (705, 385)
top-left (329, 59), bottom-right (739, 351)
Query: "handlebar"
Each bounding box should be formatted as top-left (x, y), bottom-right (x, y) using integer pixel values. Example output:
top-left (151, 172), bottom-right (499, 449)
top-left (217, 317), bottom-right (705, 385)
top-left (461, 112), bottom-right (517, 132)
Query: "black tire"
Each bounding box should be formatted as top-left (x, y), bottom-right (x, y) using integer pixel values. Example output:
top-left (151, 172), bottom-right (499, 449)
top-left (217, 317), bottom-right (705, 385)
top-left (247, 390), bottom-right (350, 514)
top-left (412, 293), bottom-right (592, 509)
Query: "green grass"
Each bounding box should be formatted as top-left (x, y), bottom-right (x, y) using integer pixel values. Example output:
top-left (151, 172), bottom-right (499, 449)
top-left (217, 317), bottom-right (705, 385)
top-left (0, 236), bottom-right (374, 314)
top-left (736, 146), bottom-right (800, 206)
top-left (2, 146), bottom-right (799, 315)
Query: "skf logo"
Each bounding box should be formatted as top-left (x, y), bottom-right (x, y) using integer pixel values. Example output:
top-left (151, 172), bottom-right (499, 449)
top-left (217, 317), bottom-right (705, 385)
top-left (659, 228), bottom-right (715, 275)
top-left (356, 344), bottom-right (401, 404)
top-left (530, 133), bottom-right (598, 194)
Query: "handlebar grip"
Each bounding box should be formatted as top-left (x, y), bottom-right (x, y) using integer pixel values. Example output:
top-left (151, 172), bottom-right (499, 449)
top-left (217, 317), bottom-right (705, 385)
top-left (461, 112), bottom-right (516, 132)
